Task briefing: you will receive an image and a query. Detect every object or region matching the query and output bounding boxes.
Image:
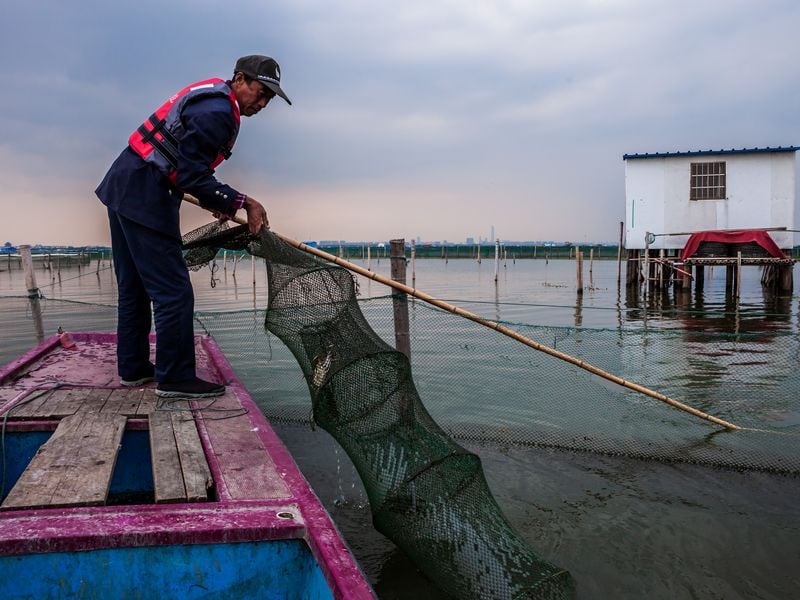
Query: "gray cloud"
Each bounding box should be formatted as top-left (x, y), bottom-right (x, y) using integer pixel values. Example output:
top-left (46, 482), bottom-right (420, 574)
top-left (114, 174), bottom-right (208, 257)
top-left (1, 0), bottom-right (798, 245)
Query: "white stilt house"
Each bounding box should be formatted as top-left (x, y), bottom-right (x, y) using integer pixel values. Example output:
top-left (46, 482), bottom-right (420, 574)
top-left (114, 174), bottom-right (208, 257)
top-left (623, 146), bottom-right (798, 291)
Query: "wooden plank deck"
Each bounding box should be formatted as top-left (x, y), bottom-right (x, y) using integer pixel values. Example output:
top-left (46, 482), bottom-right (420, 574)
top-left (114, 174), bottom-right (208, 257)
top-left (1, 412), bottom-right (126, 510)
top-left (2, 387), bottom-right (211, 507)
top-left (1, 387), bottom-right (158, 420)
top-left (149, 409), bottom-right (213, 503)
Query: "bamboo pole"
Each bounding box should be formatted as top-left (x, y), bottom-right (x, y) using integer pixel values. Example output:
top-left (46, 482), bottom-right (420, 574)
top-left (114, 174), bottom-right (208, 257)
top-left (182, 194), bottom-right (739, 431)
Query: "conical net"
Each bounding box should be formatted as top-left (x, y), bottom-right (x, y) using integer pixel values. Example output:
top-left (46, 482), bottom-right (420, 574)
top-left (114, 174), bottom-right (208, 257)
top-left (182, 222), bottom-right (574, 599)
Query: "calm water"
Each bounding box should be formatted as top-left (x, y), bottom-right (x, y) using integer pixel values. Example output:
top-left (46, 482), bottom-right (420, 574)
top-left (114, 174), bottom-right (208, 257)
top-left (1, 255), bottom-right (799, 599)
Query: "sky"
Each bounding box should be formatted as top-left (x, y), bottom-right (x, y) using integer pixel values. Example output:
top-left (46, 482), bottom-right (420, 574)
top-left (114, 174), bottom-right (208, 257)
top-left (1, 0), bottom-right (799, 246)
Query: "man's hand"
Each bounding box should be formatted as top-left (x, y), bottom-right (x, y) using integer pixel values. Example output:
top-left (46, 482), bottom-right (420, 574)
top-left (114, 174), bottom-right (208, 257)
top-left (244, 196), bottom-right (269, 234)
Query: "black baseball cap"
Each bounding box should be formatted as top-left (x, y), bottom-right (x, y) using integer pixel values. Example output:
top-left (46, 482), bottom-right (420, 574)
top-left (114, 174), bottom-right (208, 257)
top-left (234, 55), bottom-right (292, 105)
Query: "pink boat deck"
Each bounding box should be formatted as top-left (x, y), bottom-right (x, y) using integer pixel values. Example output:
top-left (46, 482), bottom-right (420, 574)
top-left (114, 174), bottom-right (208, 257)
top-left (0, 332), bottom-right (375, 599)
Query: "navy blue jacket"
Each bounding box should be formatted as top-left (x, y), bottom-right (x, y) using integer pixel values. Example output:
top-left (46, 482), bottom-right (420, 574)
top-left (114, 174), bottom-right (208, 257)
top-left (96, 93), bottom-right (244, 239)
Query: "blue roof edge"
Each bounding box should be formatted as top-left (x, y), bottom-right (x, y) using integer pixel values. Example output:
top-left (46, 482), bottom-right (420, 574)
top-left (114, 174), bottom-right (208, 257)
top-left (623, 146), bottom-right (800, 160)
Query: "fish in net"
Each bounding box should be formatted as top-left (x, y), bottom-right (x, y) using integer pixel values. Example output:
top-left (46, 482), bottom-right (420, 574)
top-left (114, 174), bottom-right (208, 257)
top-left (183, 221), bottom-right (574, 599)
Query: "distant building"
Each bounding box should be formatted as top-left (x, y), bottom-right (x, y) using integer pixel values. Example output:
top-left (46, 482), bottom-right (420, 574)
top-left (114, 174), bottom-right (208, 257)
top-left (466, 237), bottom-right (474, 245)
top-left (623, 146), bottom-right (798, 250)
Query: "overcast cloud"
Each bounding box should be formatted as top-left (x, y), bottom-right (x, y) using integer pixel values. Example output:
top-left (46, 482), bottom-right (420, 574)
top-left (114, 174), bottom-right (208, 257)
top-left (1, 0), bottom-right (798, 245)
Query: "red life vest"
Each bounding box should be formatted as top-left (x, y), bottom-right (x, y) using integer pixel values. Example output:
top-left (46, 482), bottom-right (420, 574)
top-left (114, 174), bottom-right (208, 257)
top-left (128, 78), bottom-right (240, 184)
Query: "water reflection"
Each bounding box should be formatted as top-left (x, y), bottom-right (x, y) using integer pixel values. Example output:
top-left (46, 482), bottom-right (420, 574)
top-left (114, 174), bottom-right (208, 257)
top-left (621, 276), bottom-right (798, 415)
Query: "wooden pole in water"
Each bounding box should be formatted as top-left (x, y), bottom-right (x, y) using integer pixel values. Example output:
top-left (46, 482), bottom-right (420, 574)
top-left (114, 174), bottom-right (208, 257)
top-left (367, 246), bottom-right (371, 271)
top-left (183, 194), bottom-right (740, 430)
top-left (643, 233), bottom-right (651, 301)
top-left (736, 251), bottom-right (742, 300)
top-left (576, 248), bottom-right (583, 294)
top-left (389, 239), bottom-right (411, 359)
top-left (494, 238), bottom-right (500, 283)
top-left (410, 240), bottom-right (416, 285)
top-left (19, 245), bottom-right (39, 298)
top-left (617, 221), bottom-right (623, 289)
top-left (19, 245), bottom-right (44, 341)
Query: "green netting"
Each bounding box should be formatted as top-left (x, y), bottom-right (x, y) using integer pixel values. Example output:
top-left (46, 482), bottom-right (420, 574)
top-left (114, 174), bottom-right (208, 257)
top-left (183, 223), bottom-right (574, 599)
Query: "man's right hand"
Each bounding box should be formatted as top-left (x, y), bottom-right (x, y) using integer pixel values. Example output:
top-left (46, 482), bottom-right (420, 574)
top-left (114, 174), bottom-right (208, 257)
top-left (244, 196), bottom-right (269, 234)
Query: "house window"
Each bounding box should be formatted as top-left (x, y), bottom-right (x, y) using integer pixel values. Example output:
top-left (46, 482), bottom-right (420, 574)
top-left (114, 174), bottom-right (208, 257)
top-left (690, 162), bottom-right (726, 200)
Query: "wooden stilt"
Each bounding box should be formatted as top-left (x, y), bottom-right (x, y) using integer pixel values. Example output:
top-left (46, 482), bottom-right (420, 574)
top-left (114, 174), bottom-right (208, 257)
top-left (695, 264), bottom-right (704, 293)
top-left (617, 221), bottom-right (623, 289)
top-left (736, 251), bottom-right (742, 299)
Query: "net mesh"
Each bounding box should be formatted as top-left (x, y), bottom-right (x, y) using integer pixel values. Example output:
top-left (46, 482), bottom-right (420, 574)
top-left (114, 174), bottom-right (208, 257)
top-left (183, 223), bottom-right (574, 599)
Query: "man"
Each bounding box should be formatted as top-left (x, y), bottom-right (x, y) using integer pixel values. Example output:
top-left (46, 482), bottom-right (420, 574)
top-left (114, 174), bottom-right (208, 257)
top-left (96, 55), bottom-right (290, 398)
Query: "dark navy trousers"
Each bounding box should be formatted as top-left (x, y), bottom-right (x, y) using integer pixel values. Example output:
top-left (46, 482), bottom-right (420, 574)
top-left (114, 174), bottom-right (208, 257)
top-left (107, 208), bottom-right (195, 383)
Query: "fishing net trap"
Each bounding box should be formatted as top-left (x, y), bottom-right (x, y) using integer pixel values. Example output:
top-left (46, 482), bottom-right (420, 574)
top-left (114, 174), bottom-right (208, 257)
top-left (183, 222), bottom-right (574, 599)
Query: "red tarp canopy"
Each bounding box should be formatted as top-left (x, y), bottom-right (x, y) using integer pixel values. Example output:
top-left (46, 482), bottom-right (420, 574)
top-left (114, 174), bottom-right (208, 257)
top-left (680, 230), bottom-right (785, 262)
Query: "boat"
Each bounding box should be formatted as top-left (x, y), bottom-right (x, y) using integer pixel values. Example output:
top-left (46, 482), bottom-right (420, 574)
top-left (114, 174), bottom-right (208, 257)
top-left (0, 332), bottom-right (375, 599)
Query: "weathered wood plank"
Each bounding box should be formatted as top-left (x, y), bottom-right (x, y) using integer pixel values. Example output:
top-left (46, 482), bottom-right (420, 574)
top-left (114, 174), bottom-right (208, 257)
top-left (114, 388), bottom-right (146, 417)
top-left (100, 389), bottom-right (143, 414)
top-left (79, 388), bottom-right (114, 413)
top-left (1, 412), bottom-right (127, 510)
top-left (3, 388), bottom-right (113, 420)
top-left (50, 413), bottom-right (126, 506)
top-left (37, 389), bottom-right (90, 419)
top-left (171, 413), bottom-right (212, 501)
top-left (137, 389), bottom-right (159, 415)
top-left (0, 387), bottom-right (26, 404)
top-left (148, 410), bottom-right (186, 503)
top-left (200, 390), bottom-right (291, 500)
top-left (3, 389), bottom-right (56, 418)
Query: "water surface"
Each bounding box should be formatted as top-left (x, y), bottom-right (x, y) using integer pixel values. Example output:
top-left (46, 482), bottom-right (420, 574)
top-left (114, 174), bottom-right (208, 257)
top-left (1, 255), bottom-right (798, 599)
